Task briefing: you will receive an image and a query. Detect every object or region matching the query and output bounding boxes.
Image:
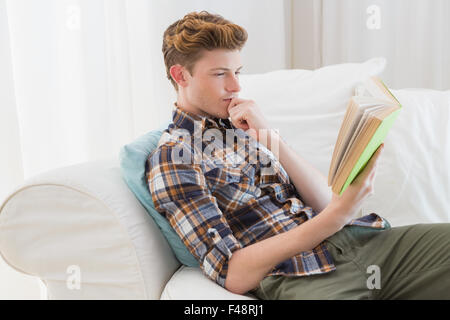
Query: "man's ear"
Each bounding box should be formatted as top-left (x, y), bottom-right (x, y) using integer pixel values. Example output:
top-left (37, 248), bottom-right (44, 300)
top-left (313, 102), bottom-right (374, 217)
top-left (170, 64), bottom-right (189, 88)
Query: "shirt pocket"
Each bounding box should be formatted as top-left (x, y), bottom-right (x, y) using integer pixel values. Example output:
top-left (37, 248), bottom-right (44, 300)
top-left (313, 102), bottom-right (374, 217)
top-left (204, 165), bottom-right (261, 208)
top-left (204, 165), bottom-right (241, 191)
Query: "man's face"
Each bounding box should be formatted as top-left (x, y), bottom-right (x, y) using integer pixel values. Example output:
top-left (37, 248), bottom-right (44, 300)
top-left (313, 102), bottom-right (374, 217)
top-left (179, 49), bottom-right (242, 119)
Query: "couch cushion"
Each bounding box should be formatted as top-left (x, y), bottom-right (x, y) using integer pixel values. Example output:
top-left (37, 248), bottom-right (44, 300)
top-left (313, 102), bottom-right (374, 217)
top-left (119, 129), bottom-right (199, 267)
top-left (160, 266), bottom-right (258, 300)
top-left (361, 88), bottom-right (450, 226)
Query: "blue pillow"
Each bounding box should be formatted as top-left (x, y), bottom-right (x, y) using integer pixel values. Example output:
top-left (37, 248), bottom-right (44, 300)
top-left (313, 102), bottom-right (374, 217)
top-left (119, 127), bottom-right (199, 267)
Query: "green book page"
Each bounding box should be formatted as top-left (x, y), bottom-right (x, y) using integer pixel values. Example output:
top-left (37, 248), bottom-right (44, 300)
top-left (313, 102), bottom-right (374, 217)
top-left (338, 108), bottom-right (401, 195)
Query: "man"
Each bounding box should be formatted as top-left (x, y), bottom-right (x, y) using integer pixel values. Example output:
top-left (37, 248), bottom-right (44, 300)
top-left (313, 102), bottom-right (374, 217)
top-left (147, 11), bottom-right (450, 299)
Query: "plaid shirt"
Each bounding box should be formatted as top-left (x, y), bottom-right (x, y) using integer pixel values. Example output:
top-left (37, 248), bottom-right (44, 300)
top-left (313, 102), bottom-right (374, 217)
top-left (147, 103), bottom-right (389, 288)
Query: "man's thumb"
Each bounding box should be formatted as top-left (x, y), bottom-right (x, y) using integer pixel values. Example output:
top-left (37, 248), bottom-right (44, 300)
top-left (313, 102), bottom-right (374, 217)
top-left (354, 144), bottom-right (384, 183)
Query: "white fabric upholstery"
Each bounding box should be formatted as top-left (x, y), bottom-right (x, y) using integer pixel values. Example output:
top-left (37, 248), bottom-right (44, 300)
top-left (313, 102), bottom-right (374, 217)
top-left (160, 266), bottom-right (257, 300)
top-left (0, 159), bottom-right (181, 299)
top-left (362, 88), bottom-right (450, 226)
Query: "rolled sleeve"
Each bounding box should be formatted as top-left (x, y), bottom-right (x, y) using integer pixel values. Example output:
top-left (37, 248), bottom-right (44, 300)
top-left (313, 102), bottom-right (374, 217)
top-left (147, 144), bottom-right (242, 287)
top-left (204, 228), bottom-right (242, 287)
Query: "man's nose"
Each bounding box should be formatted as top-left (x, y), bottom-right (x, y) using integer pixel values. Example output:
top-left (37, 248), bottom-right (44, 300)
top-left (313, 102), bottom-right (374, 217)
top-left (226, 74), bottom-right (241, 93)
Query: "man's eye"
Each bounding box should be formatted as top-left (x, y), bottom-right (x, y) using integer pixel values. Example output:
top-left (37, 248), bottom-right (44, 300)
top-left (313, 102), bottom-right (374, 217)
top-left (215, 72), bottom-right (241, 76)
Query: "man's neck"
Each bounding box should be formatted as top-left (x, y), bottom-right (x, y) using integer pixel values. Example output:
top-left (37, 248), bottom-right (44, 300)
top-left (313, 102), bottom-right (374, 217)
top-left (175, 99), bottom-right (210, 119)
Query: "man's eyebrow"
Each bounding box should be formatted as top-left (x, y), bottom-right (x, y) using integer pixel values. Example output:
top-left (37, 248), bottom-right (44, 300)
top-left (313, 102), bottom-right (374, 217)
top-left (209, 66), bottom-right (243, 71)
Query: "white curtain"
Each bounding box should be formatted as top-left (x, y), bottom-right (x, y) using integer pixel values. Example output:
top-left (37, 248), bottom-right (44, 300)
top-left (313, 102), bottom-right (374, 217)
top-left (293, 0), bottom-right (450, 90)
top-left (0, 0), bottom-right (291, 203)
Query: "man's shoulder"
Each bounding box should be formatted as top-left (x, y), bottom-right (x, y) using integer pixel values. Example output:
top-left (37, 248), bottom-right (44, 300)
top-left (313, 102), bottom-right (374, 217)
top-left (150, 129), bottom-right (191, 152)
top-left (146, 130), bottom-right (201, 172)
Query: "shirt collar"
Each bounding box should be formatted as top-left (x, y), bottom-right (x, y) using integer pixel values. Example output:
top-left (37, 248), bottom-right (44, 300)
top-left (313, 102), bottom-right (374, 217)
top-left (171, 102), bottom-right (234, 135)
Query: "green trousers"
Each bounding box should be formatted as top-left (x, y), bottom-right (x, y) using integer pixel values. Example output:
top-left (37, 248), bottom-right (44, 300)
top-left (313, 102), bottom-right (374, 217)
top-left (252, 223), bottom-right (450, 300)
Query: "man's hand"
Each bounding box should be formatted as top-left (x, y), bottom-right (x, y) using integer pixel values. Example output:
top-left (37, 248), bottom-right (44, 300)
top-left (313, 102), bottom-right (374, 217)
top-left (329, 143), bottom-right (385, 227)
top-left (227, 98), bottom-right (271, 141)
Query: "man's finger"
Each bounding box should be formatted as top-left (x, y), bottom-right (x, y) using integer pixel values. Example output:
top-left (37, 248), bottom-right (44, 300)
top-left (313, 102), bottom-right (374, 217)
top-left (368, 165), bottom-right (377, 181)
top-left (367, 144), bottom-right (384, 168)
top-left (228, 106), bottom-right (244, 128)
top-left (364, 144), bottom-right (384, 177)
top-left (227, 97), bottom-right (246, 113)
top-left (354, 144), bottom-right (384, 183)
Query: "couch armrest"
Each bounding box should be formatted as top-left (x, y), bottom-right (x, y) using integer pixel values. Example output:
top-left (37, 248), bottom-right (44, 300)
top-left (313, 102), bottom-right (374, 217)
top-left (0, 158), bottom-right (180, 299)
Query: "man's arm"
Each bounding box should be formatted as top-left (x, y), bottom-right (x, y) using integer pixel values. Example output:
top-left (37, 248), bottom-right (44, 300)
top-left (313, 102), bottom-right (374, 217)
top-left (225, 201), bottom-right (345, 295)
top-left (262, 130), bottom-right (332, 213)
top-left (226, 99), bottom-right (381, 295)
top-left (227, 99), bottom-right (332, 213)
top-left (226, 140), bottom-right (386, 295)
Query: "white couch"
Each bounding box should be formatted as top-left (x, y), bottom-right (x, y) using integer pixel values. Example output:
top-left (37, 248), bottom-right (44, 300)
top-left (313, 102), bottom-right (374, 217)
top-left (0, 158), bottom-right (255, 300)
top-left (1, 58), bottom-right (449, 299)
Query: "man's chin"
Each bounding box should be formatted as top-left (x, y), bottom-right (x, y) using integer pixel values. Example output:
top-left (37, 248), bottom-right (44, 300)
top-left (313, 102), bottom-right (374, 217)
top-left (218, 114), bottom-right (230, 120)
top-left (201, 106), bottom-right (229, 119)
top-left (211, 110), bottom-right (229, 120)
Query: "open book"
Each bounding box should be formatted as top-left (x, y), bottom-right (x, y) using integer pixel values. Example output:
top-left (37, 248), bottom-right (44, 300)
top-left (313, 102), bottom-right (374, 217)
top-left (328, 76), bottom-right (402, 195)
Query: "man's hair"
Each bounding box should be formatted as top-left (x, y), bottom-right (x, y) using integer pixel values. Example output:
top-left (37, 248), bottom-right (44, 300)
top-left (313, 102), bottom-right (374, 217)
top-left (162, 11), bottom-right (248, 92)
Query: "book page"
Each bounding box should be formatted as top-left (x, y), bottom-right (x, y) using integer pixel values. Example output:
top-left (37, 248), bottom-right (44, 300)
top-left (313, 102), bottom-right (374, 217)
top-left (363, 77), bottom-right (398, 105)
top-left (354, 84), bottom-right (372, 97)
top-left (329, 96), bottom-right (390, 183)
top-left (333, 104), bottom-right (385, 182)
